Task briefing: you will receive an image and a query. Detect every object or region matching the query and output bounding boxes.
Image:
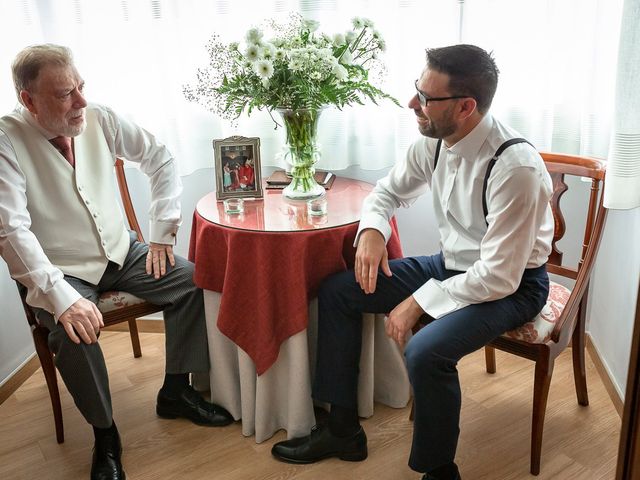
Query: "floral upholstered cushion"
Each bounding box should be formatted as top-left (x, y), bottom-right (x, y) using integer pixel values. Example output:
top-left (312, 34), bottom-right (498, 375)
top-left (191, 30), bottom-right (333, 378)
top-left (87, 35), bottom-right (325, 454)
top-left (503, 281), bottom-right (572, 344)
top-left (97, 291), bottom-right (147, 313)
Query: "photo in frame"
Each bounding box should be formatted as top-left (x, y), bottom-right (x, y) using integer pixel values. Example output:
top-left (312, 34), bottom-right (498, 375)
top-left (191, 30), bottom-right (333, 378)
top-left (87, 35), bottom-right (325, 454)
top-left (213, 136), bottom-right (263, 201)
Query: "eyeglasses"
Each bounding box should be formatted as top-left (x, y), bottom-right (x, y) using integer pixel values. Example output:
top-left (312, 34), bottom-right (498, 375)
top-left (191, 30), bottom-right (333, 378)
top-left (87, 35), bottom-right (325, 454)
top-left (414, 80), bottom-right (471, 107)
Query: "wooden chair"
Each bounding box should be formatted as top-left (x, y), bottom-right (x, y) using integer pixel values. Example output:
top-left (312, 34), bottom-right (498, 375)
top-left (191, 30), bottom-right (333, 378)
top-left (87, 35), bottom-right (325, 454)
top-left (20, 158), bottom-right (163, 443)
top-left (411, 152), bottom-right (607, 475)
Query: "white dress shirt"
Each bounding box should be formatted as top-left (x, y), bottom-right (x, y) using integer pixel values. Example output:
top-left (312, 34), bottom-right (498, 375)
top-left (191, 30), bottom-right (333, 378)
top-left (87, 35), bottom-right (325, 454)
top-left (0, 104), bottom-right (183, 319)
top-left (358, 114), bottom-right (554, 318)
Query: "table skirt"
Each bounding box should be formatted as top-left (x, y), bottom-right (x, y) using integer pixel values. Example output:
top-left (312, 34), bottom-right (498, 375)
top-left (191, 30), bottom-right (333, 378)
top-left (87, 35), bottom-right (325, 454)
top-left (193, 290), bottom-right (412, 443)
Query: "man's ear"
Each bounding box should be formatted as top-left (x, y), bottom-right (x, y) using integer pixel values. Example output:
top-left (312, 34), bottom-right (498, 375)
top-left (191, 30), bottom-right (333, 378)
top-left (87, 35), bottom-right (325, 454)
top-left (457, 97), bottom-right (477, 121)
top-left (19, 90), bottom-right (38, 115)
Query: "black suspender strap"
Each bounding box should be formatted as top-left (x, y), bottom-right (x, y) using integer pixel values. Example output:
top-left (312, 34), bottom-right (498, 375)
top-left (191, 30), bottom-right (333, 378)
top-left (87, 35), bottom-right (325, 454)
top-left (481, 137), bottom-right (535, 223)
top-left (433, 139), bottom-right (443, 170)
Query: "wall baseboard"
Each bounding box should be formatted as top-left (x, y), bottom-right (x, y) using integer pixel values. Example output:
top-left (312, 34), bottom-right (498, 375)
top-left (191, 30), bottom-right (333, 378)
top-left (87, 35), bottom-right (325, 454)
top-left (586, 333), bottom-right (624, 417)
top-left (0, 319), bottom-right (165, 406)
top-left (0, 354), bottom-right (39, 405)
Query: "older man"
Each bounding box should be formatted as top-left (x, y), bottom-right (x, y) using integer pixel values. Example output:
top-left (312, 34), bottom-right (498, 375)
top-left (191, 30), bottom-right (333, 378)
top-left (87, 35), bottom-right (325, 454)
top-left (271, 44), bottom-right (553, 480)
top-left (0, 44), bottom-right (232, 480)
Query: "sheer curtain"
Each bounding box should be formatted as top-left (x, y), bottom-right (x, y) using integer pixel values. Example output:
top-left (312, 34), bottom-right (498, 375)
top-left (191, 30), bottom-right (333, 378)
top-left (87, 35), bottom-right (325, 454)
top-left (0, 0), bottom-right (626, 175)
top-left (604, 0), bottom-right (640, 209)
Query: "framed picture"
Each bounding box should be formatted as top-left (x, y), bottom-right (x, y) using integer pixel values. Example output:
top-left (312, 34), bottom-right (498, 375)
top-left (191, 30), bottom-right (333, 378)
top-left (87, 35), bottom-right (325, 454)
top-left (213, 135), bottom-right (263, 201)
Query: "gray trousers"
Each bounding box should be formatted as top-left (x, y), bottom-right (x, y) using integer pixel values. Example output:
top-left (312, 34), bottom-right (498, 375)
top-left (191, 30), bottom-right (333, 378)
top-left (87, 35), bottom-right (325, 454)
top-left (32, 232), bottom-right (209, 428)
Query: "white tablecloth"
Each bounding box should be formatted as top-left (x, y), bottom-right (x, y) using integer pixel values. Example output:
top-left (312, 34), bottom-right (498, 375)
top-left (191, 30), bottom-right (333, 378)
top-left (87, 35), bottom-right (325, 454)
top-left (193, 290), bottom-right (411, 443)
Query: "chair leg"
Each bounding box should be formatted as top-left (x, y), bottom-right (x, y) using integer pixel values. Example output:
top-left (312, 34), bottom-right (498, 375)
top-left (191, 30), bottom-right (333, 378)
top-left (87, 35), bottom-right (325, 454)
top-left (127, 318), bottom-right (142, 358)
top-left (32, 327), bottom-right (64, 444)
top-left (572, 295), bottom-right (589, 406)
top-left (531, 353), bottom-right (554, 476)
top-left (485, 346), bottom-right (496, 374)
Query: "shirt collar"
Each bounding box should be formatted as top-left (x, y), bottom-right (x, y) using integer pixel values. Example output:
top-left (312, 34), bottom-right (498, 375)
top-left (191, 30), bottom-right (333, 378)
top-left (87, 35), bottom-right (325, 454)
top-left (18, 105), bottom-right (58, 140)
top-left (446, 113), bottom-right (493, 161)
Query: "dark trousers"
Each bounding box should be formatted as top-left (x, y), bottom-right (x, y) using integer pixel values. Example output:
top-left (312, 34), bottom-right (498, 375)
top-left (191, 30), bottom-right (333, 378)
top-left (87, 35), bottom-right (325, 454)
top-left (30, 232), bottom-right (209, 428)
top-left (312, 252), bottom-right (548, 472)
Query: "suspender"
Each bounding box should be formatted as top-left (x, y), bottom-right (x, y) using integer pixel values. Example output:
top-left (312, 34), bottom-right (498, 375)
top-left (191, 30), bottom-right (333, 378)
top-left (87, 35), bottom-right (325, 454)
top-left (432, 137), bottom-right (535, 224)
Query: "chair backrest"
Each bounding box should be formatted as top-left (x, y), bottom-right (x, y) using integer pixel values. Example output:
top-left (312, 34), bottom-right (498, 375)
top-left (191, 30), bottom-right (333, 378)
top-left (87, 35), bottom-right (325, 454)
top-left (114, 158), bottom-right (145, 243)
top-left (540, 152), bottom-right (607, 345)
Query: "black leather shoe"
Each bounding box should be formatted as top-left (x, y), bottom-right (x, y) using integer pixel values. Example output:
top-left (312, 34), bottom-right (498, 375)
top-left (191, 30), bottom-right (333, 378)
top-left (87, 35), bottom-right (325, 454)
top-left (422, 463), bottom-right (461, 480)
top-left (156, 385), bottom-right (233, 426)
top-left (422, 474), bottom-right (461, 480)
top-left (271, 424), bottom-right (367, 464)
top-left (91, 430), bottom-right (125, 480)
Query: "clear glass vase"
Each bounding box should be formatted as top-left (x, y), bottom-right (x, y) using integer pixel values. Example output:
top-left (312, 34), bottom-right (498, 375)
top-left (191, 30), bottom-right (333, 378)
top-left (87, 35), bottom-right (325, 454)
top-left (276, 107), bottom-right (326, 199)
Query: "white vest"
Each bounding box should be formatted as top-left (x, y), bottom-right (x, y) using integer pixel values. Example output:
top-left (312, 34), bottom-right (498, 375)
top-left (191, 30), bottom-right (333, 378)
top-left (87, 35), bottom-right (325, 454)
top-left (0, 108), bottom-right (130, 284)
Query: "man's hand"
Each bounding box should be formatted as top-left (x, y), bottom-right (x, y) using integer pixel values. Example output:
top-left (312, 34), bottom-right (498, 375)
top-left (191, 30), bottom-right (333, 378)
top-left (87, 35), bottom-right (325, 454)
top-left (146, 242), bottom-right (176, 279)
top-left (385, 296), bottom-right (424, 347)
top-left (355, 229), bottom-right (392, 294)
top-left (58, 298), bottom-right (104, 344)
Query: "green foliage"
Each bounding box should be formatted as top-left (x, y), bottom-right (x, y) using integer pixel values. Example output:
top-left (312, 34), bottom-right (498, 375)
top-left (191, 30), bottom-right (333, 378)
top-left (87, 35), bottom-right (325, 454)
top-left (184, 14), bottom-right (400, 124)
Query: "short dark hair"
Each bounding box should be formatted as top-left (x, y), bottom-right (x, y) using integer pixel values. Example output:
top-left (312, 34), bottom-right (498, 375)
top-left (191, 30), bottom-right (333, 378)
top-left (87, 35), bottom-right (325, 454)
top-left (425, 44), bottom-right (499, 114)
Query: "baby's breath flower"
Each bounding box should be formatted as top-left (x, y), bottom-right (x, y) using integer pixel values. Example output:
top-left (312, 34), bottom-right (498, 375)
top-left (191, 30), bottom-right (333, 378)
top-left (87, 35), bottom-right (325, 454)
top-left (184, 13), bottom-right (398, 122)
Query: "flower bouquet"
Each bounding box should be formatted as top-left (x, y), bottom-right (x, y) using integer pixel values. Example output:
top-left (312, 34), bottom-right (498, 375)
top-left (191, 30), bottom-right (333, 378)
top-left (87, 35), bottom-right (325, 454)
top-left (184, 14), bottom-right (399, 198)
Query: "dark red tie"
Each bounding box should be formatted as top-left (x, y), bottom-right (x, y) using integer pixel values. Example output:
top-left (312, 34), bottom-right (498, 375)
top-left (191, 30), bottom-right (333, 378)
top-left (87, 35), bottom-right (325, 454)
top-left (50, 136), bottom-right (75, 167)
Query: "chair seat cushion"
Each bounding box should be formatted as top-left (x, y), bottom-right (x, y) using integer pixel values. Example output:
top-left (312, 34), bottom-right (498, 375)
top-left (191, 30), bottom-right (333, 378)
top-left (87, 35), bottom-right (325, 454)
top-left (97, 291), bottom-right (147, 313)
top-left (503, 281), bottom-right (571, 344)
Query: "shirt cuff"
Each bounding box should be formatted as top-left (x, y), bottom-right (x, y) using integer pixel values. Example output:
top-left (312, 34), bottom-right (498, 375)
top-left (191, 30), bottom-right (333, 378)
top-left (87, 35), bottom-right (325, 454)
top-left (355, 213), bottom-right (392, 247)
top-left (149, 221), bottom-right (179, 245)
top-left (51, 281), bottom-right (84, 322)
top-left (412, 279), bottom-right (468, 319)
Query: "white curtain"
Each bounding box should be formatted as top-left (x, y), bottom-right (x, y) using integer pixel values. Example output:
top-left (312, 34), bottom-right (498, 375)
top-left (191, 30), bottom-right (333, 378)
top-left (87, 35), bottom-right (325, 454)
top-left (604, 0), bottom-right (640, 210)
top-left (0, 0), bottom-right (627, 176)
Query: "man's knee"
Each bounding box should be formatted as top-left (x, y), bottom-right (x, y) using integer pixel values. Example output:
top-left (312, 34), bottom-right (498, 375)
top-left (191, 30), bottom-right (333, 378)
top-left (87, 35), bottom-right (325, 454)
top-left (318, 269), bottom-right (356, 306)
top-left (405, 333), bottom-right (455, 380)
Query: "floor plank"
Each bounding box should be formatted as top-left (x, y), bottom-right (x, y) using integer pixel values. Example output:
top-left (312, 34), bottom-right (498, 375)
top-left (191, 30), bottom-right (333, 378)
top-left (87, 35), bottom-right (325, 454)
top-left (0, 332), bottom-right (620, 479)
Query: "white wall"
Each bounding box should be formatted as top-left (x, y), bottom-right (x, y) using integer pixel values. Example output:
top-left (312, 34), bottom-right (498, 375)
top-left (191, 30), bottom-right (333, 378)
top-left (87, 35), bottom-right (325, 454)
top-left (1, 166), bottom-right (638, 405)
top-left (587, 208), bottom-right (640, 399)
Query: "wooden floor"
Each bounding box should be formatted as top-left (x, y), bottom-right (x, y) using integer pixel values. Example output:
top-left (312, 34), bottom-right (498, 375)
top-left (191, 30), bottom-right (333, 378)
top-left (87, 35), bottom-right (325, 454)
top-left (0, 332), bottom-right (621, 480)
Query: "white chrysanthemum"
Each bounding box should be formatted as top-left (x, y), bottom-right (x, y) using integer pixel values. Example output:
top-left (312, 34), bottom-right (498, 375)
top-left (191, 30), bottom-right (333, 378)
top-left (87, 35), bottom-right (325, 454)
top-left (332, 33), bottom-right (346, 47)
top-left (332, 64), bottom-right (348, 81)
top-left (310, 71), bottom-right (322, 80)
top-left (352, 17), bottom-right (364, 29)
top-left (245, 45), bottom-right (261, 62)
top-left (362, 18), bottom-right (374, 27)
top-left (274, 49), bottom-right (286, 60)
top-left (303, 19), bottom-right (320, 32)
top-left (378, 39), bottom-right (387, 52)
top-left (340, 48), bottom-right (353, 65)
top-left (262, 43), bottom-right (276, 59)
top-left (254, 60), bottom-right (274, 79)
top-left (229, 41), bottom-right (240, 51)
top-left (245, 28), bottom-right (263, 45)
top-left (288, 58), bottom-right (303, 72)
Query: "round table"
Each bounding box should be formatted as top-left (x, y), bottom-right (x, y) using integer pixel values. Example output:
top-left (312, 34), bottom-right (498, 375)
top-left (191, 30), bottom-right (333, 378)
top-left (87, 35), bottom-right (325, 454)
top-left (188, 178), bottom-right (410, 442)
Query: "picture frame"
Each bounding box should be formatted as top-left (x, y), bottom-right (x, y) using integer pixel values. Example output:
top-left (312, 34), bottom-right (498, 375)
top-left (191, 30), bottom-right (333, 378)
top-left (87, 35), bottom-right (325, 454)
top-left (213, 135), bottom-right (263, 201)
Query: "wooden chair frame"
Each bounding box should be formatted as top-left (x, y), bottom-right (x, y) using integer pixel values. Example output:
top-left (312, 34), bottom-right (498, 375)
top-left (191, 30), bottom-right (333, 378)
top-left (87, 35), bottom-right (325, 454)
top-left (484, 152), bottom-right (607, 475)
top-left (20, 158), bottom-right (163, 443)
